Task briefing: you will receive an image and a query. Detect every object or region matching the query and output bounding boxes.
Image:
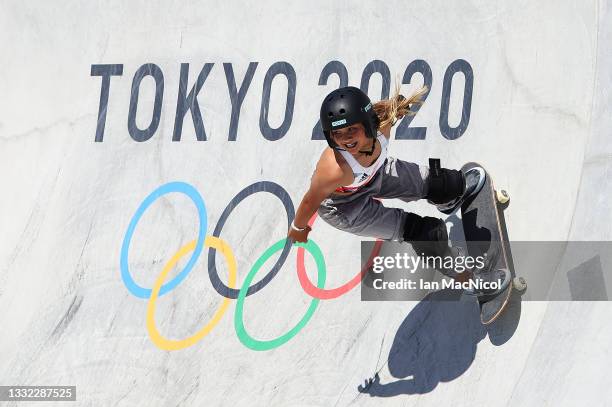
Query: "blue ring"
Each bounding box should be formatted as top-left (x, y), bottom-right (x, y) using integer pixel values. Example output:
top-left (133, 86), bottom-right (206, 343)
top-left (120, 182), bottom-right (207, 298)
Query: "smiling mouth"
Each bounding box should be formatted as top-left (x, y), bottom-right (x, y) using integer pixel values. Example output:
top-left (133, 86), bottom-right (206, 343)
top-left (344, 142), bottom-right (357, 149)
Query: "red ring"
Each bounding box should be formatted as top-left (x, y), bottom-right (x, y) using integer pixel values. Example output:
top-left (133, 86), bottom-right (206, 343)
top-left (296, 212), bottom-right (383, 299)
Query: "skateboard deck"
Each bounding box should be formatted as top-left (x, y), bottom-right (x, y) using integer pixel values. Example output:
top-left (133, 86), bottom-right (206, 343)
top-left (460, 162), bottom-right (518, 324)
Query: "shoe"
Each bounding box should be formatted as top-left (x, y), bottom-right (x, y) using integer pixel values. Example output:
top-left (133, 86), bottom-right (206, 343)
top-left (438, 167), bottom-right (486, 215)
top-left (434, 245), bottom-right (469, 278)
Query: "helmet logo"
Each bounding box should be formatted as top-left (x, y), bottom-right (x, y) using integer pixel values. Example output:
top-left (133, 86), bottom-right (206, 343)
top-left (331, 119), bottom-right (347, 127)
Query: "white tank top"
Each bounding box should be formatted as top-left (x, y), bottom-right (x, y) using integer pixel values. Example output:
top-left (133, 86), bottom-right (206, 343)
top-left (335, 132), bottom-right (388, 193)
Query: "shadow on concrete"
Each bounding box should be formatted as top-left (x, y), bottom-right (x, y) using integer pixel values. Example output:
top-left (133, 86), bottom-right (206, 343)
top-left (486, 291), bottom-right (522, 345)
top-left (357, 198), bottom-right (524, 398)
top-left (357, 287), bottom-right (523, 397)
top-left (357, 289), bottom-right (483, 396)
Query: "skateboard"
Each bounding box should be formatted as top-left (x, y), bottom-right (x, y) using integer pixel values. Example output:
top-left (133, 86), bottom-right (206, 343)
top-left (459, 162), bottom-right (526, 324)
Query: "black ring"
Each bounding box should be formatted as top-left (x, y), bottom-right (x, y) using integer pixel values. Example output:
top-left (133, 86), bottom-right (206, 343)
top-left (208, 181), bottom-right (295, 299)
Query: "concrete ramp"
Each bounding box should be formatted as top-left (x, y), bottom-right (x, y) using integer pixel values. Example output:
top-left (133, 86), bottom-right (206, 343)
top-left (1, 1), bottom-right (611, 405)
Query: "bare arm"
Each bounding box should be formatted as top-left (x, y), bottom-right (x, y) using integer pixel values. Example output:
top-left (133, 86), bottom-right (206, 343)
top-left (294, 171), bottom-right (341, 227)
top-left (288, 153), bottom-right (348, 242)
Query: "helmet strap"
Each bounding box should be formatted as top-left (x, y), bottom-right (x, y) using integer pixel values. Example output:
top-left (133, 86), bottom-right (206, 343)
top-left (358, 138), bottom-right (376, 156)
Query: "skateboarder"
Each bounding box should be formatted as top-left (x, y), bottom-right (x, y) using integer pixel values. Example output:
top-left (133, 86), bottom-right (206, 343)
top-left (286, 86), bottom-right (510, 297)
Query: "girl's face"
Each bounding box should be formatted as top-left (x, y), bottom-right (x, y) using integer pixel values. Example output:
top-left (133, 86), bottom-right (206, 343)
top-left (331, 123), bottom-right (367, 154)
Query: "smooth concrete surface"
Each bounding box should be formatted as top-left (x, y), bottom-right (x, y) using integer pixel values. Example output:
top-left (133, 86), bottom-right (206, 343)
top-left (0, 1), bottom-right (611, 405)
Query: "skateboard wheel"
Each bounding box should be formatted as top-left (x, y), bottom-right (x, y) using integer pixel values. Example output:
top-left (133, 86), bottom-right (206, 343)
top-left (496, 189), bottom-right (510, 204)
top-left (513, 276), bottom-right (527, 291)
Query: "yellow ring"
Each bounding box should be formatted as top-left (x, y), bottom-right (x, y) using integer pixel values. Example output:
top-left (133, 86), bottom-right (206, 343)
top-left (146, 236), bottom-right (237, 350)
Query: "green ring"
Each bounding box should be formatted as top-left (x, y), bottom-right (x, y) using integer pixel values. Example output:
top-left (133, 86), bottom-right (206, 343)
top-left (234, 238), bottom-right (326, 351)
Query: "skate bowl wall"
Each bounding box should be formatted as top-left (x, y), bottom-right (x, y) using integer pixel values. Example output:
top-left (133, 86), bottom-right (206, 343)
top-left (0, 1), bottom-right (610, 406)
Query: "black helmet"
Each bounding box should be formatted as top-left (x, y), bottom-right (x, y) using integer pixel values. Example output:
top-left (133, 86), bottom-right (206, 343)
top-left (320, 86), bottom-right (380, 149)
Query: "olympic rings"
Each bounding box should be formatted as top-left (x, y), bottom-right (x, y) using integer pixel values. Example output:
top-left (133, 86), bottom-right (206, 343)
top-left (296, 213), bottom-right (383, 299)
top-left (146, 236), bottom-right (237, 350)
top-left (121, 181), bottom-right (385, 352)
top-left (120, 182), bottom-right (207, 299)
top-left (208, 181), bottom-right (294, 299)
top-left (234, 238), bottom-right (326, 351)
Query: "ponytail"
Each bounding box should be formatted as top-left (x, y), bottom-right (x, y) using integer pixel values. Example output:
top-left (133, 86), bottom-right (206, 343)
top-left (373, 84), bottom-right (429, 129)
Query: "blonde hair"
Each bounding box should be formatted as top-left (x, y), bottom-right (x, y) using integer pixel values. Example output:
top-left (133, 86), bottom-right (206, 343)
top-left (373, 84), bottom-right (429, 129)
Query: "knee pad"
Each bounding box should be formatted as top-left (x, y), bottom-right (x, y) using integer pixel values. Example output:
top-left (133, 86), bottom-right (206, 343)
top-left (403, 213), bottom-right (448, 243)
top-left (425, 158), bottom-right (465, 204)
top-left (403, 213), bottom-right (449, 256)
